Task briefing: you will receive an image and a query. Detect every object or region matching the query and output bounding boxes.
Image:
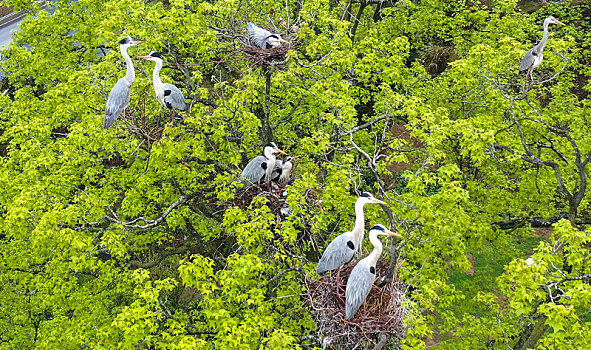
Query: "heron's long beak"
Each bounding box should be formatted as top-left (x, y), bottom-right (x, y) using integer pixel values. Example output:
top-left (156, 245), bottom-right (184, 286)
top-left (275, 148), bottom-right (287, 155)
top-left (279, 39), bottom-right (291, 44)
top-left (291, 156), bottom-right (300, 160)
top-left (131, 40), bottom-right (146, 45)
top-left (371, 198), bottom-right (387, 205)
top-left (137, 55), bottom-right (151, 59)
top-left (385, 229), bottom-right (403, 239)
top-left (555, 20), bottom-right (566, 26)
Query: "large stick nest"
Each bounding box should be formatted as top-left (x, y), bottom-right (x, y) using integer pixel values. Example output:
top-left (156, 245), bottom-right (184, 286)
top-left (215, 21), bottom-right (296, 71)
top-left (306, 261), bottom-right (408, 349)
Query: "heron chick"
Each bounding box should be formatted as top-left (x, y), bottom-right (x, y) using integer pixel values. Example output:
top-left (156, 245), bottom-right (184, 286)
top-left (345, 224), bottom-right (402, 320)
top-left (104, 36), bottom-right (145, 129)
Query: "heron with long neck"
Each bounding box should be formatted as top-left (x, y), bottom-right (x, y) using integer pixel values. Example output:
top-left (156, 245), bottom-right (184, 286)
top-left (104, 36), bottom-right (144, 129)
top-left (316, 192), bottom-right (387, 274)
top-left (345, 224), bottom-right (403, 319)
top-left (137, 51), bottom-right (187, 112)
top-left (519, 16), bottom-right (565, 79)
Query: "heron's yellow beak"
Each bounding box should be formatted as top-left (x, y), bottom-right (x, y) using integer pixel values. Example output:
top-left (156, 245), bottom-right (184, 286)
top-left (555, 20), bottom-right (566, 26)
top-left (137, 56), bottom-right (151, 59)
top-left (275, 148), bottom-right (287, 155)
top-left (371, 198), bottom-right (387, 205)
top-left (385, 229), bottom-right (403, 238)
top-left (291, 156), bottom-right (300, 160)
top-left (131, 40), bottom-right (146, 45)
top-left (280, 39), bottom-right (291, 44)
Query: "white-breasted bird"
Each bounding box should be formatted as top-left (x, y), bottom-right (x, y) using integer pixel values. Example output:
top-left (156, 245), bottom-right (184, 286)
top-left (271, 155), bottom-right (298, 186)
top-left (316, 192), bottom-right (387, 274)
top-left (137, 51), bottom-right (188, 112)
top-left (519, 16), bottom-right (565, 78)
top-left (240, 142), bottom-right (287, 188)
top-left (246, 22), bottom-right (290, 49)
top-left (104, 36), bottom-right (145, 129)
top-left (345, 224), bottom-right (403, 319)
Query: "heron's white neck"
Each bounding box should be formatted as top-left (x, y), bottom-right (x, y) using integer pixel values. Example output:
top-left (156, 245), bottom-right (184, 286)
top-left (151, 59), bottom-right (165, 92)
top-left (120, 45), bottom-right (135, 84)
top-left (364, 231), bottom-right (385, 267)
top-left (264, 148), bottom-right (276, 184)
top-left (351, 198), bottom-right (368, 246)
top-left (538, 18), bottom-right (552, 51)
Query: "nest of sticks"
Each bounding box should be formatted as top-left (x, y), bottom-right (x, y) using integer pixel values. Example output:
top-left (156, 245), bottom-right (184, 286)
top-left (216, 22), bottom-right (295, 71)
top-left (306, 261), bottom-right (408, 349)
top-left (237, 43), bottom-right (292, 70)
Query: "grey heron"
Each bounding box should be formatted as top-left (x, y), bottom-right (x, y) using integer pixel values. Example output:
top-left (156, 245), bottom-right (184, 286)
top-left (104, 37), bottom-right (145, 129)
top-left (271, 155), bottom-right (298, 186)
top-left (137, 51), bottom-right (188, 112)
top-left (316, 192), bottom-right (387, 274)
top-left (240, 142), bottom-right (287, 188)
top-left (345, 224), bottom-right (402, 319)
top-left (519, 16), bottom-right (565, 78)
top-left (246, 22), bottom-right (290, 49)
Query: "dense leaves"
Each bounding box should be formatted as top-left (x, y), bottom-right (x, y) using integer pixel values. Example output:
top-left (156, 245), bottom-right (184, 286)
top-left (0, 0), bottom-right (589, 348)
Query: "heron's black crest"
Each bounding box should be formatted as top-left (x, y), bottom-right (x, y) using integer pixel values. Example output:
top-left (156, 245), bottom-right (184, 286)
top-left (119, 37), bottom-right (131, 45)
top-left (370, 225), bottom-right (386, 232)
top-left (360, 192), bottom-right (372, 198)
top-left (283, 156), bottom-right (292, 163)
top-left (264, 142), bottom-right (278, 152)
top-left (150, 51), bottom-right (163, 59)
top-left (369, 266), bottom-right (376, 274)
top-left (346, 241), bottom-right (355, 250)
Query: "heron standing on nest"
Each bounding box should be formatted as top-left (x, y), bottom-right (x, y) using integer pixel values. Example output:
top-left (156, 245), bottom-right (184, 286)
top-left (519, 16), bottom-right (565, 80)
top-left (104, 36), bottom-right (145, 129)
top-left (317, 192), bottom-right (387, 275)
top-left (240, 142), bottom-right (287, 189)
top-left (138, 51), bottom-right (188, 117)
top-left (246, 22), bottom-right (290, 49)
top-left (345, 224), bottom-right (402, 319)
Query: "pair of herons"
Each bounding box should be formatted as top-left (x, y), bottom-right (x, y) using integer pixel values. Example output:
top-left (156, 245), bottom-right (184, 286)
top-left (104, 23), bottom-right (288, 129)
top-left (317, 192), bottom-right (403, 320)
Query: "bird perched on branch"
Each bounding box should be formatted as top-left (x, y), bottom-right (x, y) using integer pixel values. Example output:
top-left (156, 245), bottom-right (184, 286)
top-left (519, 16), bottom-right (565, 79)
top-left (246, 22), bottom-right (290, 49)
top-left (104, 36), bottom-right (144, 129)
top-left (345, 224), bottom-right (402, 319)
top-left (317, 192), bottom-right (387, 275)
top-left (240, 142), bottom-right (287, 188)
top-left (138, 51), bottom-right (188, 113)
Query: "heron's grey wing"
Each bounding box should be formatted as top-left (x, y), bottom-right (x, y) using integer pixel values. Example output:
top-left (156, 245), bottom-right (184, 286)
top-left (240, 155), bottom-right (267, 185)
top-left (345, 261), bottom-right (376, 319)
top-left (246, 22), bottom-right (273, 48)
top-left (163, 83), bottom-right (187, 111)
top-left (104, 78), bottom-right (131, 129)
top-left (316, 232), bottom-right (356, 274)
top-left (519, 48), bottom-right (537, 72)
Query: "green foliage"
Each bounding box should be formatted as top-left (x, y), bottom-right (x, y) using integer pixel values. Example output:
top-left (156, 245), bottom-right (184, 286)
top-left (0, 0), bottom-right (589, 348)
